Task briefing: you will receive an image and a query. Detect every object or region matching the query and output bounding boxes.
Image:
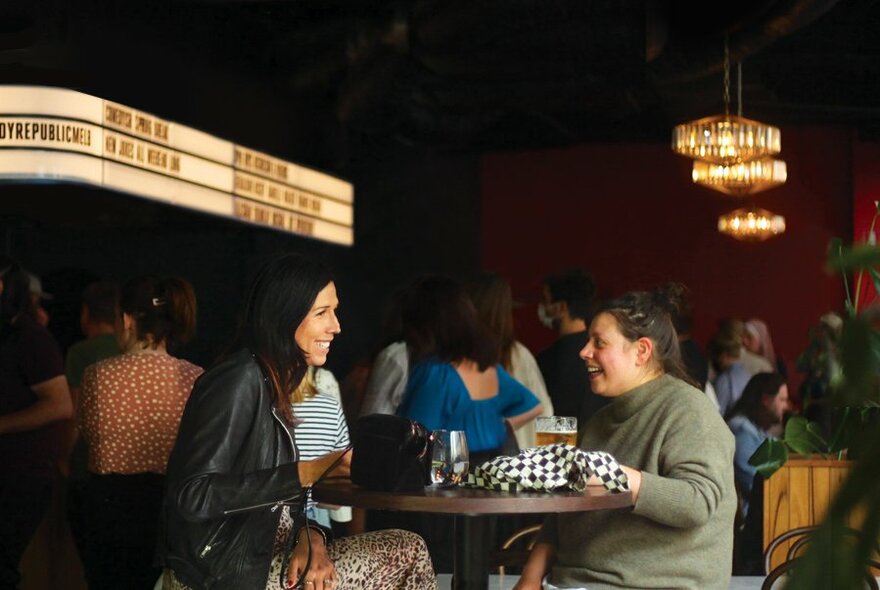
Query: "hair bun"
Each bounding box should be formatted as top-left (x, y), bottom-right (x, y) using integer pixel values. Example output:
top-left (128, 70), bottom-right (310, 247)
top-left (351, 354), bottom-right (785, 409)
top-left (652, 282), bottom-right (688, 317)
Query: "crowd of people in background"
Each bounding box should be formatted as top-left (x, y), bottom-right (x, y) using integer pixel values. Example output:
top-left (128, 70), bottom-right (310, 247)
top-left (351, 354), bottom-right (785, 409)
top-left (2, 249), bottom-right (818, 588)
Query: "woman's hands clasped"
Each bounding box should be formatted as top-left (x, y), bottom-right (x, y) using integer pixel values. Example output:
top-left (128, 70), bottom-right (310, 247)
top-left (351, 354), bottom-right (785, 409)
top-left (288, 528), bottom-right (337, 589)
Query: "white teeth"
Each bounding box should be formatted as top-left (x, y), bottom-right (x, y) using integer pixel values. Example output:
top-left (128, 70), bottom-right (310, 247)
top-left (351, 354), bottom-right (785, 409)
top-left (317, 342), bottom-right (330, 349)
top-left (587, 366), bottom-right (602, 374)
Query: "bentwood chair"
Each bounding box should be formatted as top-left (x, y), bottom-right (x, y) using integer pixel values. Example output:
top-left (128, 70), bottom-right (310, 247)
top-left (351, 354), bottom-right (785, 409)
top-left (762, 526), bottom-right (880, 590)
top-left (491, 524), bottom-right (542, 576)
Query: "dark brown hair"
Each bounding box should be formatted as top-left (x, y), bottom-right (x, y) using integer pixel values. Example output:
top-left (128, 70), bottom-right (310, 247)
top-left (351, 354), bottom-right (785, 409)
top-left (467, 272), bottom-right (515, 371)
top-left (232, 253), bottom-right (334, 424)
top-left (596, 282), bottom-right (694, 385)
top-left (725, 372), bottom-right (787, 422)
top-left (402, 274), bottom-right (497, 370)
top-left (120, 276), bottom-right (196, 348)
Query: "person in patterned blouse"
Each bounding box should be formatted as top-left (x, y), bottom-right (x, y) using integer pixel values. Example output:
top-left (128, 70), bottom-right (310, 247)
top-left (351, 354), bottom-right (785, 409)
top-left (77, 275), bottom-right (202, 590)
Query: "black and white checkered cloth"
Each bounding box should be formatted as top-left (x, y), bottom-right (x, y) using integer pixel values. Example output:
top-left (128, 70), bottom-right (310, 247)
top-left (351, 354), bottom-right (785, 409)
top-left (462, 443), bottom-right (629, 493)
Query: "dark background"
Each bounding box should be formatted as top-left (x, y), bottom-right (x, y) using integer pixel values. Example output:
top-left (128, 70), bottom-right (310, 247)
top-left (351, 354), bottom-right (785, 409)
top-left (2, 0), bottom-right (878, 382)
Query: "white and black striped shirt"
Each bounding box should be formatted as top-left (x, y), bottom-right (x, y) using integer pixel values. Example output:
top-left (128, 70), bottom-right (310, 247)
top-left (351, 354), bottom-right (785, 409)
top-left (292, 368), bottom-right (350, 460)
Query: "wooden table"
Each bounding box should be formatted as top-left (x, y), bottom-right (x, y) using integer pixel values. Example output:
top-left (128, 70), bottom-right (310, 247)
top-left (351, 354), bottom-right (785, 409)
top-left (313, 480), bottom-right (633, 590)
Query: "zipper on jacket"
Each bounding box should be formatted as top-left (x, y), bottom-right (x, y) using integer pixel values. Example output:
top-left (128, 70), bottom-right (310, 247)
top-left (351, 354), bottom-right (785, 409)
top-left (219, 407), bottom-right (302, 517)
top-left (199, 520), bottom-right (228, 559)
top-left (271, 406), bottom-right (297, 461)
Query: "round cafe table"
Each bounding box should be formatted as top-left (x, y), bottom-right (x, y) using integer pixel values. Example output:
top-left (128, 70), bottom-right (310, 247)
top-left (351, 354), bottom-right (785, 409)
top-left (312, 480), bottom-right (633, 590)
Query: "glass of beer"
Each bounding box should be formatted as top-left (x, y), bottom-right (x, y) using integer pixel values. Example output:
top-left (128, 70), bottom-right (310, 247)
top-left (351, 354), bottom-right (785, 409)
top-left (535, 416), bottom-right (578, 446)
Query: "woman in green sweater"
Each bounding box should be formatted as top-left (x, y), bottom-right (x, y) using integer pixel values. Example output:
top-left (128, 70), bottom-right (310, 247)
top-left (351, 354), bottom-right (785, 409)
top-left (515, 284), bottom-right (736, 590)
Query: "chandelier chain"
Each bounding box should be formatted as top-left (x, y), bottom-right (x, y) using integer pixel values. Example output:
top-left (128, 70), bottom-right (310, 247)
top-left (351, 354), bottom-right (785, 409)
top-left (723, 35), bottom-right (730, 116)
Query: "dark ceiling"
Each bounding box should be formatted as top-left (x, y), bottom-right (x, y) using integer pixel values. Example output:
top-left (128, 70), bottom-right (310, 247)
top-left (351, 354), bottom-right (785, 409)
top-left (2, 0), bottom-right (880, 160)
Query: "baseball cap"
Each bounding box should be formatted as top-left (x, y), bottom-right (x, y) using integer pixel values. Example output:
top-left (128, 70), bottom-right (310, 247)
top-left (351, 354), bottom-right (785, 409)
top-left (27, 272), bottom-right (53, 301)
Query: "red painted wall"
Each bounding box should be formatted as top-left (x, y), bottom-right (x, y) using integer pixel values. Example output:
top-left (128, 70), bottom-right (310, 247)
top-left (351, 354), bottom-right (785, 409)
top-left (480, 127), bottom-right (854, 397)
top-left (853, 142), bottom-right (880, 310)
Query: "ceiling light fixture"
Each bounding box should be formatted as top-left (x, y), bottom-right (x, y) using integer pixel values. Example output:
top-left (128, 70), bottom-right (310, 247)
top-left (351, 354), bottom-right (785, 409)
top-left (672, 40), bottom-right (782, 165)
top-left (691, 157), bottom-right (787, 196)
top-left (718, 206), bottom-right (786, 241)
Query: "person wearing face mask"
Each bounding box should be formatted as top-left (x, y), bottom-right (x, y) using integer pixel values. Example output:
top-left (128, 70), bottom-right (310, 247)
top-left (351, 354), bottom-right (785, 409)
top-left (536, 269), bottom-right (606, 433)
top-left (515, 284), bottom-right (736, 590)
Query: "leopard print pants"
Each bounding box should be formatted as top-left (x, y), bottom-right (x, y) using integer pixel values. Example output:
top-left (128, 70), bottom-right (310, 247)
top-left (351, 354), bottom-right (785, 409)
top-left (163, 507), bottom-right (437, 590)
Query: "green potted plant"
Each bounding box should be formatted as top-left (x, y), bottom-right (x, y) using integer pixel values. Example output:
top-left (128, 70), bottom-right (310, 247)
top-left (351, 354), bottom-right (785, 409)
top-left (753, 202), bottom-right (880, 587)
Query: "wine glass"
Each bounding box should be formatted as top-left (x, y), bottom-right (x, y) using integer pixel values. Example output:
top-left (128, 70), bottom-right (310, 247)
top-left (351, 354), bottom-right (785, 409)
top-left (430, 430), bottom-right (469, 487)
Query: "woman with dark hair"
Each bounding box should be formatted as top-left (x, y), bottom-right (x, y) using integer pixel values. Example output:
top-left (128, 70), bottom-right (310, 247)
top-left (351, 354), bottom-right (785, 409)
top-left (466, 272), bottom-right (553, 449)
top-left (158, 253), bottom-right (435, 590)
top-left (77, 275), bottom-right (203, 589)
top-left (0, 256), bottom-right (72, 588)
top-left (397, 274), bottom-right (542, 459)
top-left (725, 372), bottom-right (789, 511)
top-left (515, 284), bottom-right (736, 590)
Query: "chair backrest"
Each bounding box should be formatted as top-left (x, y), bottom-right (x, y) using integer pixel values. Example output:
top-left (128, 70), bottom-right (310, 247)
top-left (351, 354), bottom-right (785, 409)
top-left (492, 524), bottom-right (542, 576)
top-left (762, 525), bottom-right (880, 588)
top-left (762, 558), bottom-right (879, 590)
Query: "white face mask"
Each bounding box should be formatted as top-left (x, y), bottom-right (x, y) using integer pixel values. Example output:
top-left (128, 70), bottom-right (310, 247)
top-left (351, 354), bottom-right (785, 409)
top-left (537, 303), bottom-right (556, 329)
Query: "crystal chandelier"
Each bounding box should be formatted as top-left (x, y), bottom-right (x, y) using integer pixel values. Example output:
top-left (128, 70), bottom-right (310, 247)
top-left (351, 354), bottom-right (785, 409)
top-left (692, 158), bottom-right (787, 195)
top-left (672, 38), bottom-right (787, 196)
top-left (672, 114), bottom-right (780, 165)
top-left (718, 206), bottom-right (786, 241)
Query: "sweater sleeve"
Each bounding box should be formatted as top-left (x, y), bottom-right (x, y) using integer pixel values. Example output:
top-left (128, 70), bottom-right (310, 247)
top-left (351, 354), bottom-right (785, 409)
top-left (632, 402), bottom-right (734, 529)
top-left (535, 513), bottom-right (559, 547)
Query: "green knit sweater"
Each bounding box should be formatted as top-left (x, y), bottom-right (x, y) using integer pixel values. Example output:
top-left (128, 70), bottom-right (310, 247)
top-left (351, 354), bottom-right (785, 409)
top-left (537, 374), bottom-right (736, 589)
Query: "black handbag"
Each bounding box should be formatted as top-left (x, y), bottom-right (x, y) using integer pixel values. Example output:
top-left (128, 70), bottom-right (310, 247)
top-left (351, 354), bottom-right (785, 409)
top-left (351, 414), bottom-right (432, 492)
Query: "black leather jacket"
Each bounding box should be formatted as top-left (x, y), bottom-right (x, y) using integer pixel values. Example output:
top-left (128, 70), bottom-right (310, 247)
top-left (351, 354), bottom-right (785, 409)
top-left (158, 349), bottom-right (308, 590)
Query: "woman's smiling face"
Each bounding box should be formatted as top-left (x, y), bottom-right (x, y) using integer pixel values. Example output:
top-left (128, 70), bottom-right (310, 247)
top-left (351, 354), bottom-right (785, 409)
top-left (294, 281), bottom-right (341, 367)
top-left (579, 312), bottom-right (644, 397)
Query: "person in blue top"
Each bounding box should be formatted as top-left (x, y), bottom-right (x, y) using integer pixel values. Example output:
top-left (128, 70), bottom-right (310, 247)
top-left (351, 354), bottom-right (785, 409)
top-left (725, 372), bottom-right (789, 516)
top-left (393, 274), bottom-right (543, 572)
top-left (396, 274), bottom-right (543, 458)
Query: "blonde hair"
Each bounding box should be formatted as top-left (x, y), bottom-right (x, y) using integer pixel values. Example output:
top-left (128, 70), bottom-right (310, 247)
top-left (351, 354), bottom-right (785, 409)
top-left (291, 366), bottom-right (318, 404)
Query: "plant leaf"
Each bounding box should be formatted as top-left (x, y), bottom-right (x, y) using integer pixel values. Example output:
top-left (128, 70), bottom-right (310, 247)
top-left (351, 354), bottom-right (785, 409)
top-left (826, 243), bottom-right (880, 273)
top-left (835, 316), bottom-right (879, 406)
top-left (749, 437), bottom-right (789, 479)
top-left (784, 416), bottom-right (829, 456)
top-left (870, 268), bottom-right (880, 300)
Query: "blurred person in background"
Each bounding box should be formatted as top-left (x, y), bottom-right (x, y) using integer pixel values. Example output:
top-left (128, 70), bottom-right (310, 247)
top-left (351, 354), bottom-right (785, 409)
top-left (467, 271), bottom-right (553, 449)
top-left (536, 269), bottom-right (605, 434)
top-left (725, 372), bottom-right (789, 516)
top-left (397, 274), bottom-right (542, 460)
top-left (743, 318), bottom-right (788, 379)
top-left (26, 271), bottom-right (52, 327)
top-left (396, 274), bottom-right (542, 572)
top-left (63, 281), bottom-right (122, 563)
top-left (708, 330), bottom-right (751, 417)
top-left (77, 275), bottom-right (202, 589)
top-left (0, 255), bottom-right (73, 588)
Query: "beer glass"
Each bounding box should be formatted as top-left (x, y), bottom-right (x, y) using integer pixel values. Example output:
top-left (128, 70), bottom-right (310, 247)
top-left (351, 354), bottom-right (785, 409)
top-left (535, 416), bottom-right (578, 446)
